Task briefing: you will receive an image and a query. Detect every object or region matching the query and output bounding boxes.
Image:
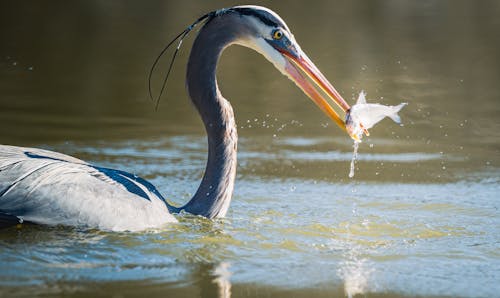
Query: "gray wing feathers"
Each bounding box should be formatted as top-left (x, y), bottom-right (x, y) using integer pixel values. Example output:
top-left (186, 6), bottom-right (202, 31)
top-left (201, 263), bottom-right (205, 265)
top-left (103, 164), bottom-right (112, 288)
top-left (1, 144), bottom-right (86, 164)
top-left (0, 145), bottom-right (176, 231)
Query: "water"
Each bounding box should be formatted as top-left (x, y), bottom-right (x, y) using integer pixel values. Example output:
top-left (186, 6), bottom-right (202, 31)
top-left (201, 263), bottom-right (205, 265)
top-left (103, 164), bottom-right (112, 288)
top-left (349, 141), bottom-right (359, 178)
top-left (1, 1), bottom-right (499, 297)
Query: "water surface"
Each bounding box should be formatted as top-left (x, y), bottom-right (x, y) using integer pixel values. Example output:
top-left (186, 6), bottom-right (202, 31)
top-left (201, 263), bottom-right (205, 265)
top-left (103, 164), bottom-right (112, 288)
top-left (0, 1), bottom-right (499, 297)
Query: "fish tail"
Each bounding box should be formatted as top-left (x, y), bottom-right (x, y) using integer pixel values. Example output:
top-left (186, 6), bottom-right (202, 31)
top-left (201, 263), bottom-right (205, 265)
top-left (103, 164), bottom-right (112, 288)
top-left (388, 103), bottom-right (407, 123)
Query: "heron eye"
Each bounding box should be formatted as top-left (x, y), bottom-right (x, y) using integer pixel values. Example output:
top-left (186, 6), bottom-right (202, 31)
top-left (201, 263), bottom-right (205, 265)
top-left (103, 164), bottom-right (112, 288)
top-left (272, 29), bottom-right (283, 40)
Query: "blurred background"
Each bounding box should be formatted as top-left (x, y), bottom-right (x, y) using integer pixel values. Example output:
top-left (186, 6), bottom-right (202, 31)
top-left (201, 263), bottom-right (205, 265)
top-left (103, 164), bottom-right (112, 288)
top-left (0, 1), bottom-right (499, 297)
top-left (1, 0), bottom-right (499, 146)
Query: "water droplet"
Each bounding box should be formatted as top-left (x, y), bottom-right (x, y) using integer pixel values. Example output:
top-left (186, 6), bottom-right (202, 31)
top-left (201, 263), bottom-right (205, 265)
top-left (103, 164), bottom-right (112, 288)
top-left (349, 141), bottom-right (360, 178)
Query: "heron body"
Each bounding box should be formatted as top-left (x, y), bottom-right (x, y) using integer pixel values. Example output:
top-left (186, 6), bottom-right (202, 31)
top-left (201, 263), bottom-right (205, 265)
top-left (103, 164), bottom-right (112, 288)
top-left (0, 145), bottom-right (177, 230)
top-left (0, 6), bottom-right (350, 231)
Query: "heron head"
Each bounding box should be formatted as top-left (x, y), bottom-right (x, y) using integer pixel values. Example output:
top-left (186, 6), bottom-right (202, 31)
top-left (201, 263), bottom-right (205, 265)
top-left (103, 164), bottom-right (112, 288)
top-left (230, 5), bottom-right (350, 132)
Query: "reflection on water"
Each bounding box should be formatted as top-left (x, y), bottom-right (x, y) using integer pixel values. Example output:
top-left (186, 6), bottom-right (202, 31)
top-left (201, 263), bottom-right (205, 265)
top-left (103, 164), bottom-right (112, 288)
top-left (1, 136), bottom-right (498, 297)
top-left (213, 262), bottom-right (232, 298)
top-left (1, 0), bottom-right (500, 297)
top-left (338, 250), bottom-right (373, 298)
top-left (336, 204), bottom-right (374, 298)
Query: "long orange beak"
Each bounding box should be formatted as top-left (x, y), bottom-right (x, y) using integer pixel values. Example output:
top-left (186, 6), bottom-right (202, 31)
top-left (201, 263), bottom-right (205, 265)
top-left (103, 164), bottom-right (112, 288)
top-left (281, 51), bottom-right (350, 132)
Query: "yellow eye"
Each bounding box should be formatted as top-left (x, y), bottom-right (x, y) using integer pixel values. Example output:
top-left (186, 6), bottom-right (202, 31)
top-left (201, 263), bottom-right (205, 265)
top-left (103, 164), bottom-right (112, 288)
top-left (273, 30), bottom-right (283, 40)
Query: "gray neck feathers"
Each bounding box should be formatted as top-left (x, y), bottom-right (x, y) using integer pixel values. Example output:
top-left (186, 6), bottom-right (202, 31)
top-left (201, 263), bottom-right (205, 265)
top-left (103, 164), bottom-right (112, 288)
top-left (181, 15), bottom-right (243, 218)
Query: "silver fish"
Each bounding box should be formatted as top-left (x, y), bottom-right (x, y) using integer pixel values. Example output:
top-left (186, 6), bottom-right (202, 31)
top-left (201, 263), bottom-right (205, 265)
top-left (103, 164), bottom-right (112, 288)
top-left (346, 91), bottom-right (407, 142)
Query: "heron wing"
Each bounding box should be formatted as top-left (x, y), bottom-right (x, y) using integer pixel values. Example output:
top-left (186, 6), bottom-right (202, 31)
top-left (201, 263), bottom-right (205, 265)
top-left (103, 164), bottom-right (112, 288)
top-left (0, 145), bottom-right (176, 231)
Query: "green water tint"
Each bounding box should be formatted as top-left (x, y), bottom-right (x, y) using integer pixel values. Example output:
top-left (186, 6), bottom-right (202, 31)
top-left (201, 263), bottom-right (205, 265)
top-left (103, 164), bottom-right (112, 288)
top-left (1, 137), bottom-right (497, 298)
top-left (1, 0), bottom-right (500, 297)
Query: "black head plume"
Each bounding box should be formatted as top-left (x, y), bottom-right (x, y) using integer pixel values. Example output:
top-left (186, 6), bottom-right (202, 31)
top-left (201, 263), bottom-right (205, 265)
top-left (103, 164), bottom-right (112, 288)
top-left (148, 9), bottom-right (229, 110)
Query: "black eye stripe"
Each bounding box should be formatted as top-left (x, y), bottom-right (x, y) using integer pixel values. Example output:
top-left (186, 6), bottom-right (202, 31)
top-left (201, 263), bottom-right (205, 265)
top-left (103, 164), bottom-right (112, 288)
top-left (233, 7), bottom-right (281, 28)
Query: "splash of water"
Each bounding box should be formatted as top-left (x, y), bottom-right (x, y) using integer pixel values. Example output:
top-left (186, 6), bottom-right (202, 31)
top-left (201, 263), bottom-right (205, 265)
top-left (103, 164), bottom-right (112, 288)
top-left (349, 141), bottom-right (360, 178)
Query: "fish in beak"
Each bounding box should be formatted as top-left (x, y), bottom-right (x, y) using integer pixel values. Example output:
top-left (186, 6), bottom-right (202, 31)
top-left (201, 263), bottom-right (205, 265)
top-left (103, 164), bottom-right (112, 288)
top-left (345, 91), bottom-right (407, 142)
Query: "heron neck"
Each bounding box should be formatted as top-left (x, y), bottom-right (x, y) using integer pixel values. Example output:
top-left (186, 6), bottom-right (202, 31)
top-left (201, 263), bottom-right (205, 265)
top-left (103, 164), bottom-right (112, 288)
top-left (181, 20), bottom-right (238, 218)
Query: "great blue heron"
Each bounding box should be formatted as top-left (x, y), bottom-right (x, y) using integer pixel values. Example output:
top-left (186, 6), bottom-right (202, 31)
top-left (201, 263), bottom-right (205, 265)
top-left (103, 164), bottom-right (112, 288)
top-left (0, 6), bottom-right (351, 231)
